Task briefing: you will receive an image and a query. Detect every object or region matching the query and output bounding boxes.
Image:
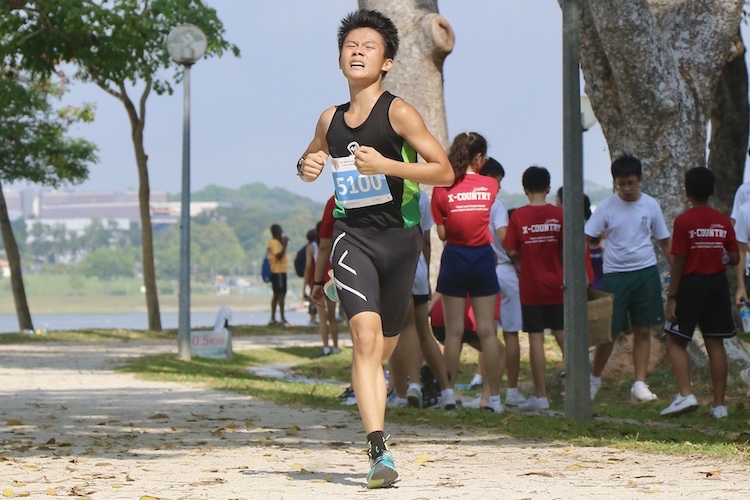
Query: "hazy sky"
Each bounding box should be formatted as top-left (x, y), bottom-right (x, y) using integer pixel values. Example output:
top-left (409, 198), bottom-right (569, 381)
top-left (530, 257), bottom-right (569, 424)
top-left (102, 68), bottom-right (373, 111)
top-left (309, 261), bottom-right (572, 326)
top-left (10, 1), bottom-right (749, 203)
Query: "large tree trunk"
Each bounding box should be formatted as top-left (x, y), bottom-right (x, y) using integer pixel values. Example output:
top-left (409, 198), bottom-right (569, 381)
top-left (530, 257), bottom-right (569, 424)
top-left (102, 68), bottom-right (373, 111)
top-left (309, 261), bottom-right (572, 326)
top-left (580, 0), bottom-right (743, 224)
top-left (707, 29), bottom-right (748, 216)
top-left (358, 0), bottom-right (455, 287)
top-left (0, 179), bottom-right (33, 331)
top-left (578, 0), bottom-right (748, 366)
top-left (121, 87), bottom-right (162, 331)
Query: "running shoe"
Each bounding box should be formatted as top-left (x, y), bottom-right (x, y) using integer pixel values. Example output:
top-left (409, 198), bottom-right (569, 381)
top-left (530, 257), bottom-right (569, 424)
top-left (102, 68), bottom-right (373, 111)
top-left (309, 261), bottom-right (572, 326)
top-left (518, 396), bottom-right (549, 411)
top-left (406, 385), bottom-right (422, 408)
top-left (461, 396), bottom-right (482, 409)
top-left (386, 395), bottom-right (407, 408)
top-left (660, 394), bottom-right (698, 416)
top-left (590, 376), bottom-right (602, 400)
top-left (505, 389), bottom-right (527, 407)
top-left (338, 387), bottom-right (354, 400)
top-left (631, 382), bottom-right (658, 402)
top-left (440, 391), bottom-right (456, 410)
top-left (484, 399), bottom-right (504, 413)
top-left (469, 373), bottom-right (483, 389)
top-left (367, 447), bottom-right (397, 488)
top-left (710, 405), bottom-right (728, 419)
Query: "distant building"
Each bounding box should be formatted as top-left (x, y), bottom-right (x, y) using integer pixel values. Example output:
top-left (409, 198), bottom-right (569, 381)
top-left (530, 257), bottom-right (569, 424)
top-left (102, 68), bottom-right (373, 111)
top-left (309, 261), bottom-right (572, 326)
top-left (4, 188), bottom-right (218, 233)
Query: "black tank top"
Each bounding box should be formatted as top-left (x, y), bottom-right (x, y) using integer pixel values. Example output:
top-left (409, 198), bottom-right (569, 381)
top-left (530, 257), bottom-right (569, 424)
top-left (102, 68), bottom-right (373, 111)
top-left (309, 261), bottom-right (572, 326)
top-left (326, 91), bottom-right (420, 229)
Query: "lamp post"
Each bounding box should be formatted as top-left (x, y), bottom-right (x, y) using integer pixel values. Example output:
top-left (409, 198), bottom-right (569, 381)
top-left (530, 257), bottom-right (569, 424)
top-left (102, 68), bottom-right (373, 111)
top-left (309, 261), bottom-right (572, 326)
top-left (562, 0), bottom-right (592, 420)
top-left (167, 24), bottom-right (207, 361)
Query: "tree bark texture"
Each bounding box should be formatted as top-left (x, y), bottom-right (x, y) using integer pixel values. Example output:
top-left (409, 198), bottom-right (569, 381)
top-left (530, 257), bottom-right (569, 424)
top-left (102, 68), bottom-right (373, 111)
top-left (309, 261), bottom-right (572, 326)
top-left (358, 0), bottom-right (454, 287)
top-left (579, 0), bottom-right (743, 224)
top-left (707, 29), bottom-right (749, 216)
top-left (0, 179), bottom-right (33, 331)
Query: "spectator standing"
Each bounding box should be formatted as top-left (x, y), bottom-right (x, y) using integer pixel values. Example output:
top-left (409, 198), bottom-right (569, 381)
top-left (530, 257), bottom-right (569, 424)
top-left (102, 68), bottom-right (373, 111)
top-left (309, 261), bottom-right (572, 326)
top-left (432, 132), bottom-right (505, 413)
top-left (267, 224), bottom-right (289, 326)
top-left (503, 166), bottom-right (564, 411)
top-left (662, 167), bottom-right (738, 419)
top-left (584, 156), bottom-right (673, 402)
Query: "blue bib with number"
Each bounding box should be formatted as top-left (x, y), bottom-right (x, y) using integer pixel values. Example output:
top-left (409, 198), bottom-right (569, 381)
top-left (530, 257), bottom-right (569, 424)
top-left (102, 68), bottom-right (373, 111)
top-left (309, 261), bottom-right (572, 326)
top-left (331, 154), bottom-right (393, 209)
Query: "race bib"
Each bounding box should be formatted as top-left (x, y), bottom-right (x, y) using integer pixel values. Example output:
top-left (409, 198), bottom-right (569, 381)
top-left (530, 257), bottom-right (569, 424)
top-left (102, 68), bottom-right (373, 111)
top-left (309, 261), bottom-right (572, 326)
top-left (330, 154), bottom-right (393, 209)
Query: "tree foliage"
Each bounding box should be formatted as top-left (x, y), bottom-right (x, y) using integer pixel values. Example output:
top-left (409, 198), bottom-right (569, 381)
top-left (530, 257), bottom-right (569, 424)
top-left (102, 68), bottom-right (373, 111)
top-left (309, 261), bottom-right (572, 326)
top-left (0, 0), bottom-right (239, 331)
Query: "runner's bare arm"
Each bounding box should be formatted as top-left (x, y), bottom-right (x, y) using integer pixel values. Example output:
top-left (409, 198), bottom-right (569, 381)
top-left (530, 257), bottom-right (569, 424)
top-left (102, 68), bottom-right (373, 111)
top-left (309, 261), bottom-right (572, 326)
top-left (353, 99), bottom-right (453, 186)
top-left (298, 107), bottom-right (335, 182)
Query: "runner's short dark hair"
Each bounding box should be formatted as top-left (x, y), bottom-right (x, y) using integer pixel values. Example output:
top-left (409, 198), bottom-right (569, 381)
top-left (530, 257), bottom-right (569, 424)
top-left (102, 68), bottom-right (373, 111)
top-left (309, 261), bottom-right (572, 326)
top-left (338, 10), bottom-right (399, 60)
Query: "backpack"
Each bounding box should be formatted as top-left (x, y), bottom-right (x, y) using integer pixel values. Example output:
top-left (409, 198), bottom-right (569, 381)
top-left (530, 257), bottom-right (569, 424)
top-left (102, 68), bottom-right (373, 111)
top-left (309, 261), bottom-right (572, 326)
top-left (420, 364), bottom-right (441, 408)
top-left (261, 256), bottom-right (272, 283)
top-left (294, 245), bottom-right (307, 278)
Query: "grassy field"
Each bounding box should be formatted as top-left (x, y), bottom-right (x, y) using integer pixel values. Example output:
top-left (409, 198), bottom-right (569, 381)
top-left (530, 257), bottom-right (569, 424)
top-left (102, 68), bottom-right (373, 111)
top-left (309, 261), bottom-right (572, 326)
top-left (0, 273), bottom-right (296, 314)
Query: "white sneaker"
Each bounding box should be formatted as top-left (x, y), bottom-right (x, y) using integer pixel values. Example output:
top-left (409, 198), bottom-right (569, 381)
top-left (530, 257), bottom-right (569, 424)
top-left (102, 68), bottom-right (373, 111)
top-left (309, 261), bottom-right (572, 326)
top-left (711, 405), bottom-right (728, 419)
top-left (469, 374), bottom-right (483, 388)
top-left (461, 396), bottom-right (482, 409)
top-left (630, 382), bottom-right (658, 402)
top-left (740, 368), bottom-right (750, 387)
top-left (485, 399), bottom-right (504, 413)
top-left (505, 389), bottom-right (527, 407)
top-left (519, 396), bottom-right (550, 411)
top-left (660, 393), bottom-right (698, 416)
top-left (590, 376), bottom-right (602, 400)
top-left (406, 385), bottom-right (422, 408)
top-left (441, 391), bottom-right (457, 410)
top-left (386, 395), bottom-right (407, 408)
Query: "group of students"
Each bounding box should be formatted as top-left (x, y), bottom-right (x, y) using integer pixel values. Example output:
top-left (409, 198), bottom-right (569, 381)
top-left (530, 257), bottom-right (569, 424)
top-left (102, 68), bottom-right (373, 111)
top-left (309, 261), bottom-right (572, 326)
top-left (294, 8), bottom-right (744, 490)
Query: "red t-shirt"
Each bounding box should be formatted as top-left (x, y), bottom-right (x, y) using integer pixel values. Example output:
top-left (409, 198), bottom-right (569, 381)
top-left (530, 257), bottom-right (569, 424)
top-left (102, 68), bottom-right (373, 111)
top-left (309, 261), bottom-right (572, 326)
top-left (319, 196), bottom-right (336, 239)
top-left (671, 206), bottom-right (738, 275)
top-left (431, 173), bottom-right (497, 247)
top-left (503, 204), bottom-right (564, 305)
top-left (430, 294), bottom-right (500, 330)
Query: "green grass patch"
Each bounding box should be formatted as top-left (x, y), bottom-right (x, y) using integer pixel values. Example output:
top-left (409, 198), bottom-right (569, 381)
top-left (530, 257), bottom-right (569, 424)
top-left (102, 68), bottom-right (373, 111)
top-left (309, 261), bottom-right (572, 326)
top-left (120, 339), bottom-right (750, 463)
top-left (0, 323), bottom-right (347, 344)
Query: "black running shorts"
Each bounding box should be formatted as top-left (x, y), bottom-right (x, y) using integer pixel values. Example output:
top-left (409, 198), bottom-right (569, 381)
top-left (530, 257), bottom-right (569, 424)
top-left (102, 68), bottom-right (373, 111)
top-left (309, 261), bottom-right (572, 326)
top-left (330, 221), bottom-right (422, 336)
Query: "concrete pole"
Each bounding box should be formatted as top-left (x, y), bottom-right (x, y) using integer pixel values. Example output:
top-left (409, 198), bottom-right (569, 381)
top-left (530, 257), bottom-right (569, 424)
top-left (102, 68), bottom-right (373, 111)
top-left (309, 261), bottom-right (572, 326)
top-left (562, 0), bottom-right (591, 419)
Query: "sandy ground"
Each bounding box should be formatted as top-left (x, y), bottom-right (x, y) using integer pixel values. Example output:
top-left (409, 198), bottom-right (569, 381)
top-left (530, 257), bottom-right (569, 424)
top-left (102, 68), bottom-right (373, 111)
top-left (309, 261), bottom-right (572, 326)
top-left (1, 335), bottom-right (748, 500)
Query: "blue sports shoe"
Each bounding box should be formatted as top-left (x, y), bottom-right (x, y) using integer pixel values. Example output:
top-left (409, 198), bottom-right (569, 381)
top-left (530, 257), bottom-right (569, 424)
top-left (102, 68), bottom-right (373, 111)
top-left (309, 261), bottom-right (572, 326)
top-left (367, 449), bottom-right (398, 488)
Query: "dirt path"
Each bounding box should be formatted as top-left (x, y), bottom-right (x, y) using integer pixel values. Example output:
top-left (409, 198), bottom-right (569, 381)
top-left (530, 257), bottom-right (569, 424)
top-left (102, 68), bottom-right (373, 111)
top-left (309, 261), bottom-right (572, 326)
top-left (0, 337), bottom-right (747, 499)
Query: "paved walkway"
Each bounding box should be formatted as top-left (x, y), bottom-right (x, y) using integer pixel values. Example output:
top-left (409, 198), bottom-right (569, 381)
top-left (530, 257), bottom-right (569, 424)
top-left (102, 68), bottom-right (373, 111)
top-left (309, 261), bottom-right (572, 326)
top-left (0, 336), bottom-right (747, 499)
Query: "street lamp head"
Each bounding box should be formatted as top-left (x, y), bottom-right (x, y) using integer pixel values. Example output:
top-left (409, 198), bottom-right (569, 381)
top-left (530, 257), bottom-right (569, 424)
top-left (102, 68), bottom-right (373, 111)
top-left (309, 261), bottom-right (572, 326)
top-left (167, 24), bottom-right (207, 65)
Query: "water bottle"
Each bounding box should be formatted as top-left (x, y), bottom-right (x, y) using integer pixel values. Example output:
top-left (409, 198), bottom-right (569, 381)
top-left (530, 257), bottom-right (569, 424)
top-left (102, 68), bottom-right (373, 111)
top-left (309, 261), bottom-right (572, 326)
top-left (741, 300), bottom-right (750, 333)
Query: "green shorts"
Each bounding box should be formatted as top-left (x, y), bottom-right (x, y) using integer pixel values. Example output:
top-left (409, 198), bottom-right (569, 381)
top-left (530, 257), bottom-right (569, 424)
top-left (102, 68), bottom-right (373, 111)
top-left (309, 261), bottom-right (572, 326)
top-left (602, 265), bottom-right (664, 335)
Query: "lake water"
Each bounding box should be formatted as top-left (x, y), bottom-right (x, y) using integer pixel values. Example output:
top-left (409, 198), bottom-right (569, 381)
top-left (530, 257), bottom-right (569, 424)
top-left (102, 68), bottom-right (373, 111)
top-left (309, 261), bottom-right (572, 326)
top-left (0, 308), bottom-right (312, 334)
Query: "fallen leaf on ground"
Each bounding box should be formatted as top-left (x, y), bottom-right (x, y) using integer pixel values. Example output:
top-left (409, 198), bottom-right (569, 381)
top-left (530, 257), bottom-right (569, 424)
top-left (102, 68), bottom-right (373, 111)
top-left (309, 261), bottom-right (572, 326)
top-left (414, 453), bottom-right (430, 464)
top-left (638, 487), bottom-right (661, 493)
top-left (188, 478), bottom-right (226, 486)
top-left (523, 471), bottom-right (554, 477)
top-left (286, 426), bottom-right (300, 436)
top-left (6, 420), bottom-right (22, 426)
top-left (699, 470), bottom-right (722, 477)
top-left (45, 488), bottom-right (57, 496)
top-left (147, 414), bottom-right (169, 420)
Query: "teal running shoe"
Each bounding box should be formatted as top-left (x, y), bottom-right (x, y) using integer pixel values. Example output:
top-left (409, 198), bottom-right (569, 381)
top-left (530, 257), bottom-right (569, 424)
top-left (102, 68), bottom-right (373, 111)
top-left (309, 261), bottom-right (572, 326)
top-left (366, 449), bottom-right (398, 489)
